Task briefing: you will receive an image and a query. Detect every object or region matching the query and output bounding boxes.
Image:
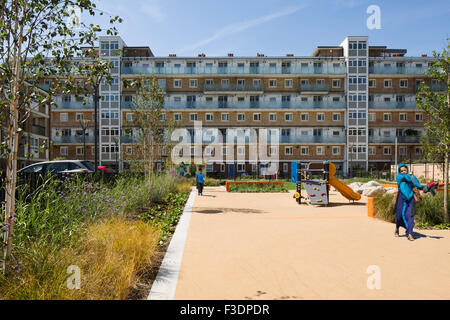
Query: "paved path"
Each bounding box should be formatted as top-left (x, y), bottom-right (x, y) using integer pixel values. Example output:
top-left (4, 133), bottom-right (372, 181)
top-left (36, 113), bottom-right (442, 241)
top-left (173, 187), bottom-right (450, 300)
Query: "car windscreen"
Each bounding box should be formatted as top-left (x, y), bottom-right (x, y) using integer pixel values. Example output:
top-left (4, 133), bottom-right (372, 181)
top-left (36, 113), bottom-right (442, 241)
top-left (81, 161), bottom-right (95, 171)
top-left (46, 162), bottom-right (69, 172)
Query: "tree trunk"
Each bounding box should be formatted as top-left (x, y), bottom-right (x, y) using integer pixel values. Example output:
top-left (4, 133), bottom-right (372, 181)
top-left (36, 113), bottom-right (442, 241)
top-left (444, 153), bottom-right (449, 223)
top-left (2, 5), bottom-right (23, 274)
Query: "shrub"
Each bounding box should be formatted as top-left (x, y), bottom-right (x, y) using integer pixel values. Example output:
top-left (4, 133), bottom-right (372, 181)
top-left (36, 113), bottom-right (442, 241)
top-left (374, 191), bottom-right (449, 227)
top-left (228, 182), bottom-right (287, 193)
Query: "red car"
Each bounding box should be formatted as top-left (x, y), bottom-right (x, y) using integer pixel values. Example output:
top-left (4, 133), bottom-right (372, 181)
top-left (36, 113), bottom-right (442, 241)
top-left (97, 165), bottom-right (114, 173)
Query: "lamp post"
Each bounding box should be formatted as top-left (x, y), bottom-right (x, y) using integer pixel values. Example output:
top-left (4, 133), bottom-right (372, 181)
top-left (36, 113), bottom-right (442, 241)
top-left (79, 119), bottom-right (90, 161)
top-left (112, 136), bottom-right (120, 172)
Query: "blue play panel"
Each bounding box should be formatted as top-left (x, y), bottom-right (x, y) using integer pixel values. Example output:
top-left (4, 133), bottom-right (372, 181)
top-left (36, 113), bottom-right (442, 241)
top-left (303, 180), bottom-right (329, 205)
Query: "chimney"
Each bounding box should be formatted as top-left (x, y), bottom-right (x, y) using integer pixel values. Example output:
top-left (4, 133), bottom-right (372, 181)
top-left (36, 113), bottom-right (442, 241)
top-left (169, 54), bottom-right (176, 57)
top-left (421, 54), bottom-right (427, 57)
top-left (198, 53), bottom-right (206, 57)
top-left (227, 53), bottom-right (234, 57)
top-left (286, 54), bottom-right (294, 57)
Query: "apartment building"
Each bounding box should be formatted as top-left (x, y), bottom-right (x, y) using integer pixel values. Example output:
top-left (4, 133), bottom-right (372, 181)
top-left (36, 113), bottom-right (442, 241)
top-left (0, 86), bottom-right (50, 171)
top-left (49, 35), bottom-right (442, 177)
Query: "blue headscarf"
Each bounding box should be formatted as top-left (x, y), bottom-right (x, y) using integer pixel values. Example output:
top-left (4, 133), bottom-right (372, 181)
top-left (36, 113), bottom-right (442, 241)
top-left (397, 163), bottom-right (412, 185)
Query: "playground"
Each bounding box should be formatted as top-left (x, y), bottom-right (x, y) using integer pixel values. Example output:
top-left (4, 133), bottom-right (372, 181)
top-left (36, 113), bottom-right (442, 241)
top-left (172, 186), bottom-right (450, 300)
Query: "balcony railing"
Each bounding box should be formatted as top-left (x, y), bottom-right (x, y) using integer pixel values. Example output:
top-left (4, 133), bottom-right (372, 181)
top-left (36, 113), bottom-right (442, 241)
top-left (121, 65), bottom-right (347, 75)
top-left (277, 135), bottom-right (346, 144)
top-left (299, 83), bottom-right (330, 93)
top-left (369, 65), bottom-right (429, 75)
top-left (31, 125), bottom-right (46, 136)
top-left (368, 136), bottom-right (421, 144)
top-left (52, 136), bottom-right (95, 144)
top-left (203, 83), bottom-right (264, 93)
top-left (414, 83), bottom-right (447, 93)
top-left (53, 101), bottom-right (94, 110)
top-left (368, 101), bottom-right (417, 109)
top-left (141, 100), bottom-right (347, 110)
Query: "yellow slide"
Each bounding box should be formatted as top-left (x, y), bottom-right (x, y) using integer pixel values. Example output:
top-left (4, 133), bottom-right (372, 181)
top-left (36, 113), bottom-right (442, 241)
top-left (328, 162), bottom-right (361, 201)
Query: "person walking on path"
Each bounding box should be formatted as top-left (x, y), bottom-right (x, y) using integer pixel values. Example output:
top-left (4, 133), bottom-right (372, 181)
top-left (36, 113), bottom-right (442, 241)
top-left (179, 162), bottom-right (186, 177)
top-left (394, 164), bottom-right (424, 241)
top-left (196, 168), bottom-right (205, 196)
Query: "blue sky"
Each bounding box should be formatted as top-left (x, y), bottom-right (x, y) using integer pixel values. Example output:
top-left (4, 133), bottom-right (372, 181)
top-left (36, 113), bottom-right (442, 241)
top-left (89, 0), bottom-right (449, 57)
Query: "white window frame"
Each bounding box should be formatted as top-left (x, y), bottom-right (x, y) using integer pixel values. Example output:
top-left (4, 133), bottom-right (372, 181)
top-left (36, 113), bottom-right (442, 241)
top-left (317, 113), bottom-right (325, 122)
top-left (189, 79), bottom-right (198, 88)
top-left (174, 113), bottom-right (182, 121)
top-left (60, 113), bottom-right (68, 122)
top-left (332, 79), bottom-right (341, 88)
top-left (332, 113), bottom-right (341, 121)
top-left (205, 113), bottom-right (214, 122)
top-left (269, 113), bottom-right (277, 121)
top-left (383, 113), bottom-right (392, 122)
top-left (301, 146), bottom-right (309, 155)
top-left (399, 113), bottom-right (407, 122)
top-left (368, 146), bottom-right (376, 155)
top-left (384, 79), bottom-right (392, 88)
top-left (316, 146), bottom-right (324, 156)
top-left (332, 146), bottom-right (340, 155)
top-left (368, 113), bottom-right (376, 122)
top-left (285, 146), bottom-right (293, 155)
top-left (221, 113), bottom-right (229, 122)
top-left (284, 113), bottom-right (293, 122)
top-left (383, 146), bottom-right (392, 155)
top-left (60, 146), bottom-right (68, 156)
top-left (285, 79), bottom-right (293, 88)
top-left (253, 113), bottom-right (261, 122)
top-left (173, 79), bottom-right (182, 88)
top-left (237, 113), bottom-right (245, 122)
top-left (399, 79), bottom-right (408, 88)
top-left (269, 79), bottom-right (277, 88)
top-left (301, 113), bottom-right (309, 122)
top-left (415, 113), bottom-right (423, 122)
top-left (190, 113), bottom-right (198, 121)
top-left (76, 146), bottom-right (84, 156)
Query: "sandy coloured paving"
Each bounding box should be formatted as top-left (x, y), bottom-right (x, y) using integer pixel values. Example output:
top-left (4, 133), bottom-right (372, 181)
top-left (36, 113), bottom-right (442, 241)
top-left (174, 187), bottom-right (450, 300)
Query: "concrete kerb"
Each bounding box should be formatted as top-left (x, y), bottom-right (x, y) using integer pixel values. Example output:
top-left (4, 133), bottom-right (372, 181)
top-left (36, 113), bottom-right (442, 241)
top-left (147, 188), bottom-right (196, 300)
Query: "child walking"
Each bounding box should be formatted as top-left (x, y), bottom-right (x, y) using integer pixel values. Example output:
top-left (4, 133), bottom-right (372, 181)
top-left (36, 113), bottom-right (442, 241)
top-left (196, 168), bottom-right (205, 196)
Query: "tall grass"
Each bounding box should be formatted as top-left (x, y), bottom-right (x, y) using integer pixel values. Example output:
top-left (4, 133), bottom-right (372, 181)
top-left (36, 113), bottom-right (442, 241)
top-left (0, 172), bottom-right (189, 300)
top-left (229, 183), bottom-right (288, 193)
top-left (0, 217), bottom-right (160, 300)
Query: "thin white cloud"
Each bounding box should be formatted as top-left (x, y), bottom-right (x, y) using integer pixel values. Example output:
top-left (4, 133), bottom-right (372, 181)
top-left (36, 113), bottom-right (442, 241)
top-left (141, 3), bottom-right (166, 23)
top-left (178, 5), bottom-right (306, 54)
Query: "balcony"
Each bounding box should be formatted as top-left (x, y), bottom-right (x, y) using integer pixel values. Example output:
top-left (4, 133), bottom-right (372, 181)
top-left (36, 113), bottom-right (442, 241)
top-left (52, 136), bottom-right (95, 144)
top-left (414, 83), bottom-right (447, 93)
top-left (368, 136), bottom-right (421, 144)
top-left (203, 83), bottom-right (264, 94)
top-left (277, 135), bottom-right (346, 144)
top-left (31, 125), bottom-right (47, 136)
top-left (368, 101), bottom-right (417, 109)
top-left (369, 65), bottom-right (429, 75)
top-left (162, 100), bottom-right (346, 110)
top-left (121, 65), bottom-right (347, 75)
top-left (299, 83), bottom-right (330, 94)
top-left (53, 101), bottom-right (94, 110)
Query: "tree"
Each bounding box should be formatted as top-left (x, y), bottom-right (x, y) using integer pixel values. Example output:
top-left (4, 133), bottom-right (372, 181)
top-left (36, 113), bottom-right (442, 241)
top-left (124, 75), bottom-right (174, 184)
top-left (0, 0), bottom-right (121, 274)
top-left (416, 38), bottom-right (449, 223)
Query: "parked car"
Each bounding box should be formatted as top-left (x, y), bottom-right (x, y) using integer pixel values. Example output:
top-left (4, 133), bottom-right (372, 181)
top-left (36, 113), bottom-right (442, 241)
top-left (18, 160), bottom-right (96, 175)
top-left (97, 165), bottom-right (115, 173)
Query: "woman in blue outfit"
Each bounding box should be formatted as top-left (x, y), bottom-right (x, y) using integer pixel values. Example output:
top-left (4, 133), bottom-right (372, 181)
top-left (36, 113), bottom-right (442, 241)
top-left (395, 164), bottom-right (424, 241)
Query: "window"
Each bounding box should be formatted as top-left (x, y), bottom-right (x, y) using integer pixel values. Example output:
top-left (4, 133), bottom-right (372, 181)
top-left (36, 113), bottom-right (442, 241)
top-left (222, 147), bottom-right (227, 156)
top-left (76, 113), bottom-right (84, 121)
top-left (399, 147), bottom-right (407, 156)
top-left (269, 146), bottom-right (278, 156)
top-left (332, 146), bottom-right (340, 155)
top-left (60, 147), bottom-right (68, 156)
top-left (368, 79), bottom-right (376, 88)
top-left (317, 113), bottom-right (325, 121)
top-left (383, 147), bottom-right (392, 155)
top-left (301, 146), bottom-right (309, 155)
top-left (399, 113), bottom-right (407, 122)
top-left (237, 113), bottom-right (245, 121)
top-left (415, 147), bottom-right (423, 156)
top-left (237, 79), bottom-right (245, 87)
top-left (160, 113), bottom-right (166, 121)
top-left (333, 97), bottom-right (340, 102)
top-left (383, 113), bottom-right (392, 122)
top-left (285, 113), bottom-right (293, 121)
top-left (237, 163), bottom-right (246, 172)
top-left (333, 131), bottom-right (340, 136)
top-left (368, 113), bottom-right (376, 122)
top-left (253, 113), bottom-right (261, 121)
top-left (332, 113), bottom-right (341, 121)
top-left (285, 79), bottom-right (293, 88)
top-left (126, 113), bottom-right (134, 122)
top-left (173, 79), bottom-right (182, 88)
top-left (384, 80), bottom-right (392, 88)
top-left (269, 113), bottom-right (277, 121)
top-left (301, 113), bottom-right (309, 121)
top-left (400, 79), bottom-right (408, 88)
top-left (283, 163), bottom-right (289, 173)
top-left (76, 147), bottom-right (84, 156)
top-left (316, 146), bottom-right (324, 155)
top-left (205, 113), bottom-right (214, 122)
top-left (60, 113), bottom-right (68, 122)
top-left (221, 113), bottom-right (229, 122)
top-left (189, 79), bottom-right (198, 88)
top-left (332, 79), bottom-right (341, 88)
top-left (190, 113), bottom-right (198, 121)
top-left (205, 79), bottom-right (213, 86)
top-left (368, 146), bottom-right (376, 155)
top-left (253, 79), bottom-right (261, 87)
top-left (237, 147), bottom-right (245, 156)
top-left (174, 113), bottom-right (182, 121)
top-left (221, 79), bottom-right (229, 87)
top-left (269, 79), bottom-right (277, 88)
top-left (285, 147), bottom-right (293, 155)
top-left (220, 164), bottom-right (225, 172)
top-left (415, 113), bottom-right (423, 122)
